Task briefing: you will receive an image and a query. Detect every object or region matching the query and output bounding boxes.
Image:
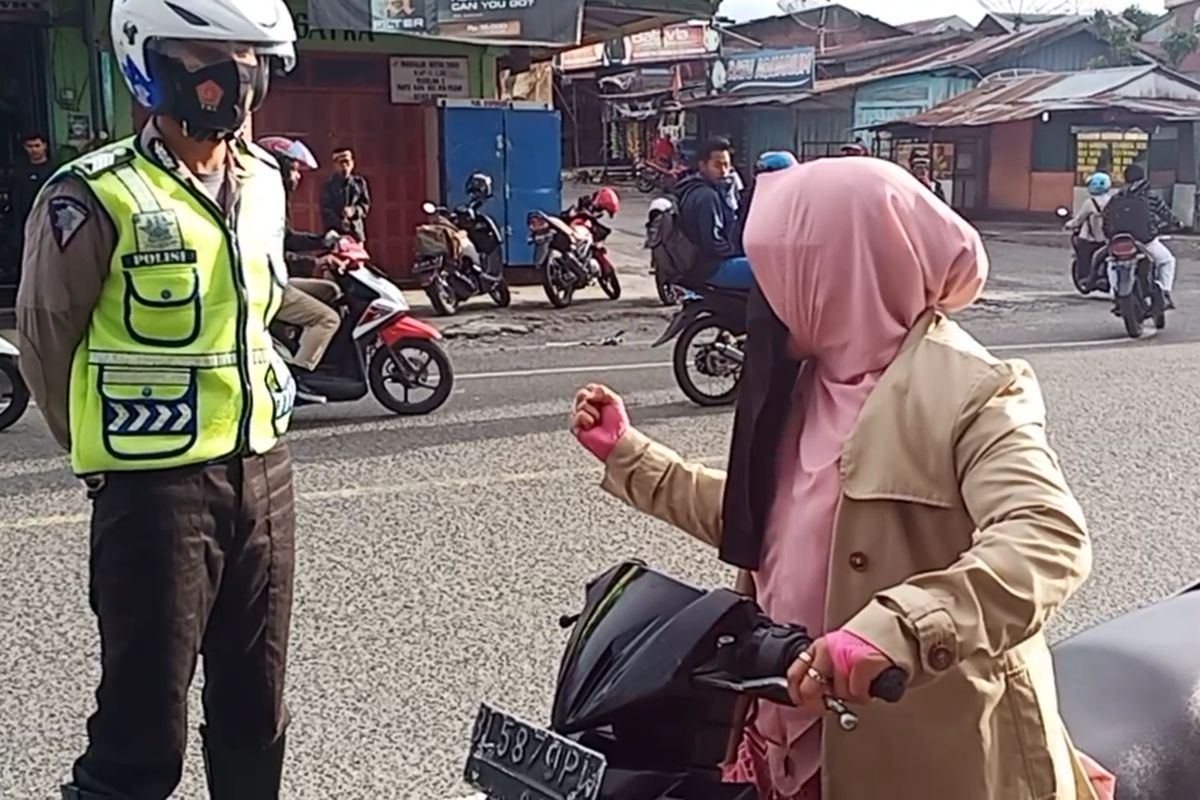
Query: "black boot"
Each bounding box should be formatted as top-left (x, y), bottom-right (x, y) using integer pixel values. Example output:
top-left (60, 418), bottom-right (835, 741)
top-left (201, 725), bottom-right (285, 800)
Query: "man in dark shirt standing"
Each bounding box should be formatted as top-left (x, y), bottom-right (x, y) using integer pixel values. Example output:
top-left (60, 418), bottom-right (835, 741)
top-left (10, 132), bottom-right (55, 273)
top-left (319, 146), bottom-right (371, 243)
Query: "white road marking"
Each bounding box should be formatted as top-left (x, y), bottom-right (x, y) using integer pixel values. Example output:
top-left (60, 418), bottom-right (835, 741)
top-left (459, 332), bottom-right (1158, 381)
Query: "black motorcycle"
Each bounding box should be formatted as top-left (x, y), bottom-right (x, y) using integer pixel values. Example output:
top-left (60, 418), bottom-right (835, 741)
top-left (1104, 234), bottom-right (1167, 339)
top-left (462, 560), bottom-right (1200, 800)
top-left (653, 286), bottom-right (747, 407)
top-left (414, 173), bottom-right (509, 317)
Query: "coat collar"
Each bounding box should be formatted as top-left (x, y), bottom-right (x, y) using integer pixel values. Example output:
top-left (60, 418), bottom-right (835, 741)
top-left (839, 309), bottom-right (962, 509)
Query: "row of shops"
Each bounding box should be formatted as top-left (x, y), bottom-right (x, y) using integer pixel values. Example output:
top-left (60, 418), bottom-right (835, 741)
top-left (0, 0), bottom-right (713, 298)
top-left (555, 9), bottom-right (1200, 228)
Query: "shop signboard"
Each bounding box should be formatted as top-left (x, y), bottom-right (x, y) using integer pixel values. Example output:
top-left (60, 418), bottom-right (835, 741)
top-left (626, 23), bottom-right (718, 64)
top-left (390, 56), bottom-right (471, 104)
top-left (713, 47), bottom-right (816, 94)
top-left (315, 0), bottom-right (584, 42)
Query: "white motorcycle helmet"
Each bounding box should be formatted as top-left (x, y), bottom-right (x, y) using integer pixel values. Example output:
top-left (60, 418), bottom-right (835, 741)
top-left (112, 0), bottom-right (297, 139)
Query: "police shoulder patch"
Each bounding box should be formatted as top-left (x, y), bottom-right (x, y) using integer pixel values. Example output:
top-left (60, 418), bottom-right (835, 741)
top-left (72, 143), bottom-right (136, 179)
top-left (48, 195), bottom-right (91, 251)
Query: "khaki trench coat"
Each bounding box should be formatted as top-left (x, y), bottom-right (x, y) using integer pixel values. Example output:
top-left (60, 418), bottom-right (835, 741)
top-left (600, 312), bottom-right (1098, 800)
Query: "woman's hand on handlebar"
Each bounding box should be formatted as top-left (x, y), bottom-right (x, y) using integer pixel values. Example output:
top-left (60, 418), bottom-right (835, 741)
top-left (571, 384), bottom-right (629, 462)
top-left (788, 632), bottom-right (897, 711)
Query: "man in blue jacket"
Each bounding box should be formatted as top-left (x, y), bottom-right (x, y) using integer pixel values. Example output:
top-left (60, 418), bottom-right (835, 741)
top-left (674, 137), bottom-right (753, 289)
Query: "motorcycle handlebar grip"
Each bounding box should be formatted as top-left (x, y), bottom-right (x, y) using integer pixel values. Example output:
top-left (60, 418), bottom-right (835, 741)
top-left (869, 667), bottom-right (908, 703)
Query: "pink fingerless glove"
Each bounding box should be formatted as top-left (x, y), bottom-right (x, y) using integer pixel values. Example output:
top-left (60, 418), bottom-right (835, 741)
top-left (826, 629), bottom-right (886, 677)
top-left (575, 398), bottom-right (629, 462)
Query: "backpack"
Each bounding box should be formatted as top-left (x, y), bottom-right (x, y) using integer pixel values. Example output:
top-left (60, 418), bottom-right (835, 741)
top-left (646, 206), bottom-right (699, 286)
top-left (1104, 191), bottom-right (1153, 244)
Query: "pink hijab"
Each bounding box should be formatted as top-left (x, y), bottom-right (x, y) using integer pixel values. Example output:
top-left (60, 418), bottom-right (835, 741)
top-left (738, 157), bottom-right (988, 796)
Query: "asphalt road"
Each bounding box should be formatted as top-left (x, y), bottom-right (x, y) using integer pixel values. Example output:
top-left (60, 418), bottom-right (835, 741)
top-left (5, 224), bottom-right (1200, 798)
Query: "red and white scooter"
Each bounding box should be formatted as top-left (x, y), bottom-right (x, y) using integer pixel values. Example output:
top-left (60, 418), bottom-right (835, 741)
top-left (272, 236), bottom-right (454, 415)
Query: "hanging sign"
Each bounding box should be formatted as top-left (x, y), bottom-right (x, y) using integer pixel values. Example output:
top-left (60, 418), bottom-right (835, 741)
top-left (390, 56), bottom-right (471, 104)
top-left (714, 47), bottom-right (816, 93)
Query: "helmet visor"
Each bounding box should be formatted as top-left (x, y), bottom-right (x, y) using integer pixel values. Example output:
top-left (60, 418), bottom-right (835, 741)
top-left (151, 38), bottom-right (295, 72)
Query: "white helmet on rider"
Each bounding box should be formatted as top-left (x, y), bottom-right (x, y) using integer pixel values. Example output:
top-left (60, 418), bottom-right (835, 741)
top-left (111, 0), bottom-right (297, 140)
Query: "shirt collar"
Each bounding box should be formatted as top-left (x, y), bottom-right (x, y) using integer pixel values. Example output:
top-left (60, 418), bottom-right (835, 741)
top-left (139, 117), bottom-right (250, 184)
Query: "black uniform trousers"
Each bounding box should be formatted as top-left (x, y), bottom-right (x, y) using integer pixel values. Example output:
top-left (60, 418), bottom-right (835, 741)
top-left (72, 445), bottom-right (296, 799)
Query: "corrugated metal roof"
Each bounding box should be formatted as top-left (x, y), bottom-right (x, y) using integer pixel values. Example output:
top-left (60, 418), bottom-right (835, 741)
top-left (683, 91), bottom-right (814, 108)
top-left (874, 66), bottom-right (1200, 128)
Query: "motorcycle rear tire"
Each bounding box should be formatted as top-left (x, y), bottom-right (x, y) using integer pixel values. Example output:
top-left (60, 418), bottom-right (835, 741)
top-left (368, 339), bottom-right (454, 416)
top-left (488, 280), bottom-right (512, 309)
top-left (1119, 293), bottom-right (1145, 339)
top-left (0, 357), bottom-right (30, 432)
top-left (543, 254), bottom-right (573, 309)
top-left (427, 277), bottom-right (459, 317)
top-left (599, 271), bottom-right (622, 300)
top-left (1071, 256), bottom-right (1091, 295)
top-left (673, 317), bottom-right (742, 408)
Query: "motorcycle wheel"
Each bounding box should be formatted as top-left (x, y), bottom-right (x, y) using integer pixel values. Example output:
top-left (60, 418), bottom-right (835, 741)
top-left (542, 253), bottom-right (574, 309)
top-left (1118, 292), bottom-right (1145, 339)
top-left (368, 339), bottom-right (454, 415)
top-left (0, 357), bottom-right (30, 432)
top-left (599, 270), bottom-right (622, 300)
top-left (488, 280), bottom-right (512, 309)
top-left (427, 276), bottom-right (459, 317)
top-left (673, 317), bottom-right (743, 407)
top-left (636, 174), bottom-right (656, 194)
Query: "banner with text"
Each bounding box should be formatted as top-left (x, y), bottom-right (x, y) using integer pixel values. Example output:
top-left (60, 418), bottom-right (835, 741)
top-left (714, 47), bottom-right (816, 94)
top-left (311, 0), bottom-right (584, 44)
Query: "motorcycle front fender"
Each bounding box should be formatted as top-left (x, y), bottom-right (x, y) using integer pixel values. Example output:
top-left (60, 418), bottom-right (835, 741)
top-left (1112, 261), bottom-right (1137, 297)
top-left (653, 306), bottom-right (704, 348)
top-left (380, 315), bottom-right (442, 345)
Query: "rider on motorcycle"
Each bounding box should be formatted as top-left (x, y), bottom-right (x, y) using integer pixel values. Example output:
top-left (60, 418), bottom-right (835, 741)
top-left (258, 136), bottom-right (342, 391)
top-left (1104, 163), bottom-right (1180, 309)
top-left (674, 138), bottom-right (753, 290)
top-left (1064, 172), bottom-right (1113, 290)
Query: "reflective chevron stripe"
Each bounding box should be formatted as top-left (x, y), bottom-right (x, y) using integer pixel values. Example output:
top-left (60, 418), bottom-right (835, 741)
top-left (107, 400), bottom-right (196, 434)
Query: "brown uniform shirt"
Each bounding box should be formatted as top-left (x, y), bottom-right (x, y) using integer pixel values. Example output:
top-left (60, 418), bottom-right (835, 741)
top-left (17, 120), bottom-right (244, 450)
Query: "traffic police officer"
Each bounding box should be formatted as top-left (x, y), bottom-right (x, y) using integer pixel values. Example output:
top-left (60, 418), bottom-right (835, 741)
top-left (17, 0), bottom-right (300, 797)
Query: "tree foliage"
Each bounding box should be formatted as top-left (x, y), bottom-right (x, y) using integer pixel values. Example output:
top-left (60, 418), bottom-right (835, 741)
top-left (1089, 10), bottom-right (1142, 68)
top-left (1121, 6), bottom-right (1159, 38)
top-left (1163, 26), bottom-right (1200, 69)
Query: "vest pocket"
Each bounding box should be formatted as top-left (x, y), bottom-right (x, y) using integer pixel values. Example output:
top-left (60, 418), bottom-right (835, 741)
top-left (123, 266), bottom-right (202, 347)
top-left (98, 366), bottom-right (199, 462)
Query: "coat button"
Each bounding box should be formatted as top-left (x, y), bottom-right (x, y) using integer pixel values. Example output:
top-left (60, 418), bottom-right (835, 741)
top-left (929, 645), bottom-right (954, 671)
top-left (848, 552), bottom-right (869, 571)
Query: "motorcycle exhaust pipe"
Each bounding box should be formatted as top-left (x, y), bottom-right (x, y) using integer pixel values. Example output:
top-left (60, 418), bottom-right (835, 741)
top-left (713, 342), bottom-right (745, 364)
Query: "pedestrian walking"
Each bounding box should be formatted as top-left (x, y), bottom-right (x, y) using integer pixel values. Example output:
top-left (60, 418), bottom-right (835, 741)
top-left (15, 0), bottom-right (301, 797)
top-left (320, 146), bottom-right (371, 242)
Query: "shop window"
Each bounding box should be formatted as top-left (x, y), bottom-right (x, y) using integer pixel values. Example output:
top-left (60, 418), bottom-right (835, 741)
top-left (1032, 115), bottom-right (1073, 171)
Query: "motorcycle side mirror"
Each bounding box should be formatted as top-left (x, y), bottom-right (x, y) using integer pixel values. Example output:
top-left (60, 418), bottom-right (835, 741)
top-left (1055, 206), bottom-right (1070, 219)
top-left (422, 202), bottom-right (437, 214)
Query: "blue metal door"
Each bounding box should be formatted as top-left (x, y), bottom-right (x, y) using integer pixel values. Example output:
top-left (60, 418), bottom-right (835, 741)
top-left (503, 106), bottom-right (562, 266)
top-left (441, 104), bottom-right (508, 256)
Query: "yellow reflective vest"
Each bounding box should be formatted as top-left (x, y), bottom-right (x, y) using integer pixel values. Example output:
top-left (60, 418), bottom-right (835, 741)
top-left (63, 135), bottom-right (295, 475)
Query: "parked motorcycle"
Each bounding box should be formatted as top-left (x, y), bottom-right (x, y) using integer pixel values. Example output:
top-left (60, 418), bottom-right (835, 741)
top-left (635, 158), bottom-right (688, 195)
top-left (461, 560), bottom-right (1200, 800)
top-left (653, 286), bottom-right (747, 407)
top-left (272, 236), bottom-right (453, 416)
top-left (0, 334), bottom-right (30, 432)
top-left (530, 188), bottom-right (623, 309)
top-left (413, 173), bottom-right (510, 317)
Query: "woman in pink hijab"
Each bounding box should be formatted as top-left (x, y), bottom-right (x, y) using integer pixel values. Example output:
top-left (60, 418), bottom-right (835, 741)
top-left (572, 158), bottom-right (1111, 799)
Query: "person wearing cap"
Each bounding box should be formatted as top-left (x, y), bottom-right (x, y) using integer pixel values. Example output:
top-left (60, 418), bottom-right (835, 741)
top-left (16, 0), bottom-right (301, 796)
top-left (909, 150), bottom-right (946, 202)
top-left (840, 139), bottom-right (868, 157)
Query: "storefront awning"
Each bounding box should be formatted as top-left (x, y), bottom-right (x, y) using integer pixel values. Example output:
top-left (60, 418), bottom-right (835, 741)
top-left (308, 0), bottom-right (718, 49)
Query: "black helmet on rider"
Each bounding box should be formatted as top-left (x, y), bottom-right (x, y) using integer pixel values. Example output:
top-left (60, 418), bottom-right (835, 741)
top-left (466, 173), bottom-right (494, 199)
top-left (111, 0), bottom-right (298, 141)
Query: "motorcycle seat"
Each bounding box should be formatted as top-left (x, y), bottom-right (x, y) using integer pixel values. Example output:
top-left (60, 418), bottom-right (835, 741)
top-left (1051, 586), bottom-right (1200, 800)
